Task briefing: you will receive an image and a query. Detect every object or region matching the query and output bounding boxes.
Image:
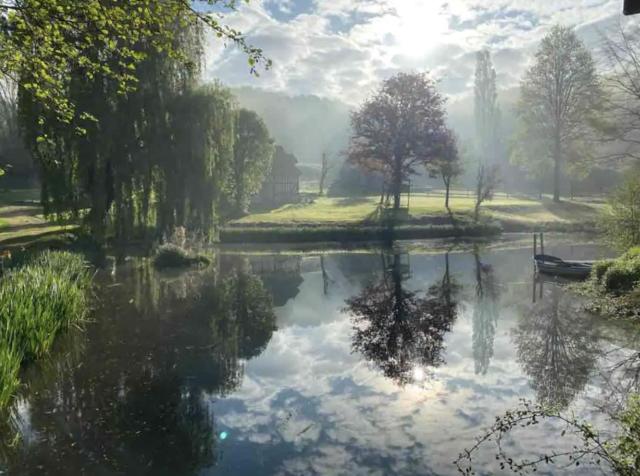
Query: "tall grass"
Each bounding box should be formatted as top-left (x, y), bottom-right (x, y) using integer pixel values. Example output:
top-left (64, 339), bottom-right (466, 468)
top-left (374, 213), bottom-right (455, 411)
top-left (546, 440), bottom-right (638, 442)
top-left (0, 251), bottom-right (91, 409)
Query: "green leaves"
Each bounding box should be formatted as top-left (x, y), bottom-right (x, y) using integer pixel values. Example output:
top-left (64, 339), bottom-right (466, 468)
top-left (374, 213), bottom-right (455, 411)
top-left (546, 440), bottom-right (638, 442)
top-left (0, 1), bottom-right (270, 132)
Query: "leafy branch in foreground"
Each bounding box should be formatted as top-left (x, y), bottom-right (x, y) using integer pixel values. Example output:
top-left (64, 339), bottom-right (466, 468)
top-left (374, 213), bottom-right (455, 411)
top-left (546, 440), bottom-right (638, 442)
top-left (0, 0), bottom-right (270, 128)
top-left (455, 397), bottom-right (640, 475)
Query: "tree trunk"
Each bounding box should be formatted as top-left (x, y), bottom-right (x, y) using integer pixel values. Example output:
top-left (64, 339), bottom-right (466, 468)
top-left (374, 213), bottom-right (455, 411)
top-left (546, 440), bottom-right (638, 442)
top-left (392, 167), bottom-right (402, 210)
top-left (553, 134), bottom-right (561, 202)
top-left (443, 175), bottom-right (451, 210)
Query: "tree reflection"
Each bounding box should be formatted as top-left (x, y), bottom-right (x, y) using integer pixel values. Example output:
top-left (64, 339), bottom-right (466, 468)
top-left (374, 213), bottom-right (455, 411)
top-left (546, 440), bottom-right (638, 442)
top-left (211, 259), bottom-right (278, 360)
top-left (472, 251), bottom-right (500, 375)
top-left (514, 282), bottom-right (600, 409)
top-left (346, 252), bottom-right (459, 386)
top-left (0, 258), bottom-right (277, 475)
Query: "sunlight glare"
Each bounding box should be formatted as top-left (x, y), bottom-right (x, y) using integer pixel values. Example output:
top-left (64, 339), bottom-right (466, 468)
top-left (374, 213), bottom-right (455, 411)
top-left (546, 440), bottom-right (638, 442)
top-left (392, 1), bottom-right (449, 58)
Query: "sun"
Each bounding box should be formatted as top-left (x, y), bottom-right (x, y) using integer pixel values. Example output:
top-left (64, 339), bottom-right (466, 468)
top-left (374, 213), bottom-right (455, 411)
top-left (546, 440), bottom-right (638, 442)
top-left (392, 0), bottom-right (450, 58)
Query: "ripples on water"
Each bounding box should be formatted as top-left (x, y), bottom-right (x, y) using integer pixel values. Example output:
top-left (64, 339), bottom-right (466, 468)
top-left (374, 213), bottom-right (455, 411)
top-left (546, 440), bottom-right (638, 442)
top-left (1, 236), bottom-right (637, 475)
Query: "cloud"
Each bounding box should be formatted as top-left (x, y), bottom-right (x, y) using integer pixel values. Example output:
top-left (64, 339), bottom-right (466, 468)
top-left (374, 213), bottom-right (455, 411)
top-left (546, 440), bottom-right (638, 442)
top-left (204, 0), bottom-right (629, 105)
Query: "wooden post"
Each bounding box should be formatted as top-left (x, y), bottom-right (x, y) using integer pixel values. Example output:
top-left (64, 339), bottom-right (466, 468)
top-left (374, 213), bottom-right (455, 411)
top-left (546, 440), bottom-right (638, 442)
top-left (540, 233), bottom-right (545, 260)
top-left (533, 233), bottom-right (537, 257)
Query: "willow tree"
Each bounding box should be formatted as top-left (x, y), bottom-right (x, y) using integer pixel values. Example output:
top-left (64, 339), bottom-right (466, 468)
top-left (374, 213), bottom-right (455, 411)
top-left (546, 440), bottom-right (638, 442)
top-left (19, 15), bottom-right (239, 244)
top-left (226, 109), bottom-right (274, 218)
top-left (159, 83), bottom-right (237, 238)
top-left (514, 25), bottom-right (603, 202)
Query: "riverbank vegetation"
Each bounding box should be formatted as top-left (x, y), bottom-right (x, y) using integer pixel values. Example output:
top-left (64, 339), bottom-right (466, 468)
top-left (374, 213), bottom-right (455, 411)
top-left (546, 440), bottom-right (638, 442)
top-left (574, 170), bottom-right (640, 320)
top-left (0, 251), bottom-right (92, 409)
top-left (576, 248), bottom-right (640, 320)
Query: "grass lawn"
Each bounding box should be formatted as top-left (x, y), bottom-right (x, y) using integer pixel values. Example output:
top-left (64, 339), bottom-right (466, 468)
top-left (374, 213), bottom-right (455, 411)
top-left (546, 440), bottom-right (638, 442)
top-left (0, 192), bottom-right (76, 247)
top-left (232, 194), bottom-right (603, 228)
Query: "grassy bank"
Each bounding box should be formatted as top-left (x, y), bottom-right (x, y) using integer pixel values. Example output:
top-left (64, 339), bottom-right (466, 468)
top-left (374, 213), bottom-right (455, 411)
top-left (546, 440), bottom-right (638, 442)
top-left (221, 222), bottom-right (502, 244)
top-left (0, 251), bottom-right (92, 409)
top-left (225, 194), bottom-right (601, 243)
top-left (576, 247), bottom-right (640, 320)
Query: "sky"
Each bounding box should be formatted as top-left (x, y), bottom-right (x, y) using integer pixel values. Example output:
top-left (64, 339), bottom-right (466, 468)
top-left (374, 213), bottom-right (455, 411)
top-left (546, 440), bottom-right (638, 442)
top-left (201, 0), bottom-right (633, 105)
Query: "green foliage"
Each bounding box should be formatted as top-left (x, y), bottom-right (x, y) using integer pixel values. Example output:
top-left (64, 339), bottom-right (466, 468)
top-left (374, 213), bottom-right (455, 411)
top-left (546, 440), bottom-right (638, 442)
top-left (602, 264), bottom-right (640, 294)
top-left (592, 259), bottom-right (614, 283)
top-left (19, 17), bottom-right (238, 244)
top-left (153, 244), bottom-right (210, 269)
top-left (0, 1), bottom-right (269, 129)
top-left (0, 251), bottom-right (91, 408)
top-left (579, 248), bottom-right (640, 319)
top-left (590, 248), bottom-right (640, 294)
top-left (513, 25), bottom-right (603, 201)
top-left (226, 108), bottom-right (274, 217)
top-left (600, 170), bottom-right (640, 250)
top-left (611, 394), bottom-right (640, 475)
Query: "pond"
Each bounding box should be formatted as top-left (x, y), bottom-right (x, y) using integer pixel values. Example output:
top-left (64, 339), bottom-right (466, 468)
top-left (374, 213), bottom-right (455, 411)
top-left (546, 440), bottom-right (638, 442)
top-left (1, 235), bottom-right (638, 475)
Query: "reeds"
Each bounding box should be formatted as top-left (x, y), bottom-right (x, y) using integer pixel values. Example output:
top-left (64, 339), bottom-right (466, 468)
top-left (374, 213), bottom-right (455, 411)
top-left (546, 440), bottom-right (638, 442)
top-left (0, 251), bottom-right (92, 409)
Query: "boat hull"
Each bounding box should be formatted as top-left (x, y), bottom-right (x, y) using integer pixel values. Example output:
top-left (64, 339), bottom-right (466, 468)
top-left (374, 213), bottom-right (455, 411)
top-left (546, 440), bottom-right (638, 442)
top-left (534, 259), bottom-right (592, 279)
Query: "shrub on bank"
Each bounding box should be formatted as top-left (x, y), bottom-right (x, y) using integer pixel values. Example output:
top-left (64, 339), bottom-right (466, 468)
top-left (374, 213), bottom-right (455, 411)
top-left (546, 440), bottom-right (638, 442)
top-left (580, 247), bottom-right (640, 320)
top-left (0, 251), bottom-right (91, 409)
top-left (592, 248), bottom-right (640, 294)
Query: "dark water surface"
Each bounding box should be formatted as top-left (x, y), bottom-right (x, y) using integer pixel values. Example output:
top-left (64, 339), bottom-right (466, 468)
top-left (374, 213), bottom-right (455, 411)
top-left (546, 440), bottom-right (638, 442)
top-left (1, 236), bottom-right (638, 475)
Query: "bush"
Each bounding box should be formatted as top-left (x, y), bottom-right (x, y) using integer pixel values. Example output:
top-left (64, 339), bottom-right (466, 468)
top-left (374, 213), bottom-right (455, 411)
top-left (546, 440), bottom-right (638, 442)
top-left (603, 264), bottom-right (640, 294)
top-left (153, 244), bottom-right (210, 269)
top-left (592, 259), bottom-right (614, 284)
top-left (590, 248), bottom-right (640, 295)
top-left (0, 251), bottom-right (92, 408)
top-left (600, 169), bottom-right (640, 250)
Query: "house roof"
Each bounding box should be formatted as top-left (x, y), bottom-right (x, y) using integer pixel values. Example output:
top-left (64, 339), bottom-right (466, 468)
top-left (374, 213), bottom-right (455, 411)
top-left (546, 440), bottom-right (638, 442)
top-left (270, 145), bottom-right (302, 178)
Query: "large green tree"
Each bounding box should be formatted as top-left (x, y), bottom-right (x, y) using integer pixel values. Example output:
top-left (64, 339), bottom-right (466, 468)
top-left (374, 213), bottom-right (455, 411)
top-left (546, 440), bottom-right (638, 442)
top-left (227, 108), bottom-right (274, 217)
top-left (514, 25), bottom-right (603, 202)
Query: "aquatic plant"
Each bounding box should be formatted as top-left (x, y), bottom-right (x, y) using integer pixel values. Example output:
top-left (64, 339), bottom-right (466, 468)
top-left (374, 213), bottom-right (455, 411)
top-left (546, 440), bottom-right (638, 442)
top-left (0, 251), bottom-right (91, 408)
top-left (153, 244), bottom-right (210, 269)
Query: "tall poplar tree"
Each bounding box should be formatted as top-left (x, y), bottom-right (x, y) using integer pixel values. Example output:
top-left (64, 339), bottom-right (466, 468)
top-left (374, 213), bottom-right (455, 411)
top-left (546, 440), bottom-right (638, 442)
top-left (474, 50), bottom-right (500, 164)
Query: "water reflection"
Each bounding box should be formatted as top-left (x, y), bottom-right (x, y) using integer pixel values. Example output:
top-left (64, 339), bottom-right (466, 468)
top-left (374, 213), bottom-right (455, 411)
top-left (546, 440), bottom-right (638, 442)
top-left (1, 258), bottom-right (276, 475)
top-left (513, 279), bottom-right (601, 409)
top-left (472, 250), bottom-right (500, 375)
top-left (345, 252), bottom-right (459, 386)
top-left (1, 242), bottom-right (629, 476)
